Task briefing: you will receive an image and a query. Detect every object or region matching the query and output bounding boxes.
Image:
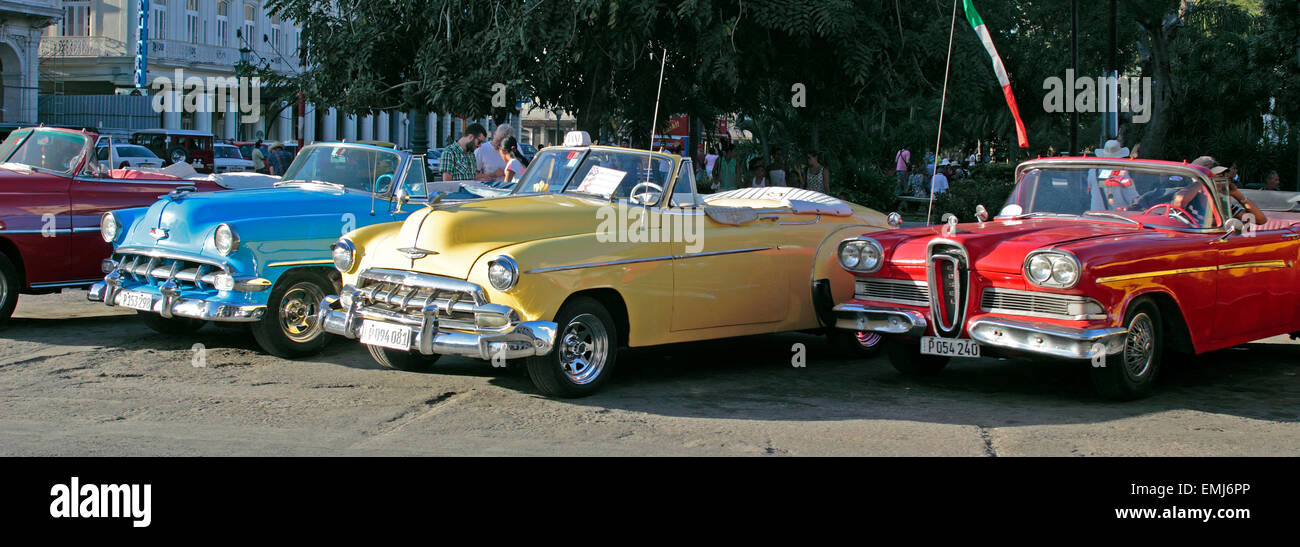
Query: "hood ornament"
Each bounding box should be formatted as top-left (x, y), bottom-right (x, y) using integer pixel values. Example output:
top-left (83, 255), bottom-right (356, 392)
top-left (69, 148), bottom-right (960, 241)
top-left (149, 228), bottom-right (169, 240)
top-left (397, 247), bottom-right (438, 260)
top-left (161, 186), bottom-right (198, 201)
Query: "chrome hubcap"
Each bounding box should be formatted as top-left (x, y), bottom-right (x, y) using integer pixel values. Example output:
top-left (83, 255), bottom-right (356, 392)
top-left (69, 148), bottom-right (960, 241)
top-left (280, 282), bottom-right (325, 343)
top-left (558, 313), bottom-right (608, 385)
top-left (1124, 313), bottom-right (1155, 378)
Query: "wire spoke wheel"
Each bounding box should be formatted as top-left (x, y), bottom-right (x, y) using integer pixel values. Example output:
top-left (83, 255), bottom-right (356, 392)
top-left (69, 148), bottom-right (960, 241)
top-left (1124, 313), bottom-right (1155, 378)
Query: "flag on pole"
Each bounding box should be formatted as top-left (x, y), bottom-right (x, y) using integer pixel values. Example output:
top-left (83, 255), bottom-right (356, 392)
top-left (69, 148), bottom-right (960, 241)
top-left (963, 0), bottom-right (1029, 148)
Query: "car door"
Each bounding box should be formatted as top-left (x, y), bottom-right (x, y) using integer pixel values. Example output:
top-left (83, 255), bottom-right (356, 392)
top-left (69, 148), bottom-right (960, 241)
top-left (1212, 224), bottom-right (1300, 344)
top-left (670, 162), bottom-right (789, 332)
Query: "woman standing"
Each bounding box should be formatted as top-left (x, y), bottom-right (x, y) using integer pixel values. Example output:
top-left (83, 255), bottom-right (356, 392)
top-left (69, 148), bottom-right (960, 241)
top-left (804, 151), bottom-right (830, 194)
top-left (497, 136), bottom-right (530, 183)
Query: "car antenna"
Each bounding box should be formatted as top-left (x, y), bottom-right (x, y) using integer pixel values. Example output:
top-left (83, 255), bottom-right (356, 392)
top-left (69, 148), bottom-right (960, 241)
top-left (369, 156), bottom-right (377, 216)
top-left (643, 47), bottom-right (668, 202)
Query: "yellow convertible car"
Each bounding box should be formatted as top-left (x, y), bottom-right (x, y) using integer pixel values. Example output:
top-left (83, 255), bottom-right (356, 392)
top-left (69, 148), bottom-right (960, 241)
top-left (320, 132), bottom-right (892, 396)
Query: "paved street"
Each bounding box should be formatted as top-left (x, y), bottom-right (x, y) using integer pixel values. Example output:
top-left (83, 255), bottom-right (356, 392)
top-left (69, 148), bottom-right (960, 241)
top-left (1, 291), bottom-right (1297, 456)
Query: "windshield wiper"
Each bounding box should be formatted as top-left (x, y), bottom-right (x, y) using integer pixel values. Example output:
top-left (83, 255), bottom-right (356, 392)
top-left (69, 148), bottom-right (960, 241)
top-left (1083, 211), bottom-right (1143, 226)
top-left (1014, 212), bottom-right (1079, 220)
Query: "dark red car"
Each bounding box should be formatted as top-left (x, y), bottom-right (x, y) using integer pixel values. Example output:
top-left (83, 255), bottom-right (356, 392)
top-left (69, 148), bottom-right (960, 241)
top-left (0, 127), bottom-right (223, 321)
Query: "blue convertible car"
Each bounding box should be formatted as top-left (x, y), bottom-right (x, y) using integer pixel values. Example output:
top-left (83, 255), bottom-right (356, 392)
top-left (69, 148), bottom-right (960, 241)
top-left (89, 142), bottom-right (499, 357)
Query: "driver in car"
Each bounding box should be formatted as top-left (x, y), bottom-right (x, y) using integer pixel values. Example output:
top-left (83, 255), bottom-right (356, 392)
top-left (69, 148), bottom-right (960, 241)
top-left (1187, 156), bottom-right (1268, 225)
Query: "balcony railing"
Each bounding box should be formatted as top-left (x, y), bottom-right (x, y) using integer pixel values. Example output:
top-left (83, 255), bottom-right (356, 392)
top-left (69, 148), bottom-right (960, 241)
top-left (40, 37), bottom-right (299, 72)
top-left (39, 36), bottom-right (128, 58)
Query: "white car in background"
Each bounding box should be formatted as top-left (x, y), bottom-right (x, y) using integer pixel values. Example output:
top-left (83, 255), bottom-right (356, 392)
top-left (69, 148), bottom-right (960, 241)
top-left (95, 144), bottom-right (163, 169)
top-left (213, 143), bottom-right (255, 173)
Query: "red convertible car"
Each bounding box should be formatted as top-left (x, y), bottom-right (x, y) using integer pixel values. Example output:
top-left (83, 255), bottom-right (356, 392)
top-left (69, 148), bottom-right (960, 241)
top-left (834, 157), bottom-right (1298, 400)
top-left (0, 127), bottom-right (222, 322)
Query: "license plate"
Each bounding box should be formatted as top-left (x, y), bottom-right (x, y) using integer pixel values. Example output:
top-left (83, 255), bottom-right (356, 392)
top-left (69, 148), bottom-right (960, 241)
top-left (359, 321), bottom-right (412, 351)
top-left (118, 290), bottom-right (155, 312)
top-left (921, 336), bottom-right (981, 358)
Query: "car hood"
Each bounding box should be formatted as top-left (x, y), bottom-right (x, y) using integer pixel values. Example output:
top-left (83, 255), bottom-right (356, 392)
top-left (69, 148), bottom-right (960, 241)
top-left (364, 193), bottom-right (604, 279)
top-left (873, 218), bottom-right (1143, 275)
top-left (118, 185), bottom-right (395, 267)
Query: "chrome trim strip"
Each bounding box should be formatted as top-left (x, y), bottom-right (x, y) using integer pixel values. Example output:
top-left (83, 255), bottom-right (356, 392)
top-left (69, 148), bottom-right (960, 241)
top-left (30, 279), bottom-right (101, 288)
top-left (927, 238), bottom-right (971, 339)
top-left (968, 317), bottom-right (1127, 360)
top-left (266, 259), bottom-right (333, 268)
top-left (832, 303), bottom-right (928, 337)
top-left (524, 247), bottom-right (771, 274)
top-left (1095, 266), bottom-right (1217, 284)
top-left (358, 268), bottom-right (488, 306)
top-left (1218, 260), bottom-right (1290, 271)
top-left (779, 214), bottom-right (821, 225)
top-left (114, 247), bottom-right (229, 270)
top-left (0, 228), bottom-right (100, 234)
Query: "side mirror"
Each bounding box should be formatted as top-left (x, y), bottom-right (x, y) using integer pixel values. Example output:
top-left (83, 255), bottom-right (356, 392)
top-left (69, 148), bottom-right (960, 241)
top-left (1220, 218), bottom-right (1245, 242)
top-left (393, 186), bottom-right (409, 213)
top-left (975, 204), bottom-right (989, 222)
top-left (887, 212), bottom-right (902, 228)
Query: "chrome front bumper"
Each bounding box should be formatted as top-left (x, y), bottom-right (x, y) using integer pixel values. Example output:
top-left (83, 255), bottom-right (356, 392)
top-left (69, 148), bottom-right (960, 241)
top-left (833, 303), bottom-right (929, 337)
top-left (89, 277), bottom-right (265, 322)
top-left (968, 317), bottom-right (1126, 360)
top-left (318, 291), bottom-right (557, 361)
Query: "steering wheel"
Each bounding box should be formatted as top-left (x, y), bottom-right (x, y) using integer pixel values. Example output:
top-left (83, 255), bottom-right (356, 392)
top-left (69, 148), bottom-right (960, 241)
top-left (1144, 203), bottom-right (1197, 227)
top-left (628, 181), bottom-right (664, 205)
top-left (374, 173), bottom-right (394, 194)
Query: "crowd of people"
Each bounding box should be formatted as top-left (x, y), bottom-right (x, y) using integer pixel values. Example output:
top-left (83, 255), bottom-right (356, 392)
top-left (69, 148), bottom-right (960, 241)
top-left (693, 142), bottom-right (834, 195)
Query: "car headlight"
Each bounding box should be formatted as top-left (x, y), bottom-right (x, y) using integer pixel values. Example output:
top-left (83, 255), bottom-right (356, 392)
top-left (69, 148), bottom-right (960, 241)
top-left (1024, 251), bottom-right (1080, 288)
top-left (100, 212), bottom-right (119, 243)
top-left (487, 255), bottom-right (519, 291)
top-left (331, 239), bottom-right (356, 273)
top-left (837, 237), bottom-right (883, 273)
top-left (213, 223), bottom-right (239, 255)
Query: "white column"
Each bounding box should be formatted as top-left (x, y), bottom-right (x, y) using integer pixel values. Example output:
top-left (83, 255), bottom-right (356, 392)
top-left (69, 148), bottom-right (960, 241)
top-left (343, 114), bottom-right (358, 141)
top-left (321, 108), bottom-right (338, 141)
top-left (394, 112), bottom-right (408, 149)
top-left (163, 92), bottom-right (183, 130)
top-left (278, 102), bottom-right (293, 142)
top-left (223, 97), bottom-right (238, 140)
top-left (302, 103), bottom-right (316, 144)
top-left (376, 111), bottom-right (390, 142)
top-left (194, 94), bottom-right (213, 134)
top-left (427, 113), bottom-right (438, 148)
top-left (360, 115), bottom-right (375, 141)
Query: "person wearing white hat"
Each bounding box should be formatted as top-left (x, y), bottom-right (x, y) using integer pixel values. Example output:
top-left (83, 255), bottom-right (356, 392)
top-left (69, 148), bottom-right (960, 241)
top-left (1095, 139), bottom-right (1130, 159)
top-left (931, 160), bottom-right (952, 194)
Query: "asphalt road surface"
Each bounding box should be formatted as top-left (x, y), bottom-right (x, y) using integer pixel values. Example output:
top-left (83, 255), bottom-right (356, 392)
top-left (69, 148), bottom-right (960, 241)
top-left (1, 291), bottom-right (1297, 456)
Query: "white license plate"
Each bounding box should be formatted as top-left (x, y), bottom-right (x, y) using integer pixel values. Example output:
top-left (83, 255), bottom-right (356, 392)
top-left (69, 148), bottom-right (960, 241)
top-left (921, 336), bottom-right (981, 358)
top-left (359, 321), bottom-right (413, 351)
top-left (118, 290), bottom-right (155, 312)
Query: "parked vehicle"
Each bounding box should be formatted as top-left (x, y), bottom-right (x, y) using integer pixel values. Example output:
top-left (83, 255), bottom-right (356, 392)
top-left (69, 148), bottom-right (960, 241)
top-left (833, 157), bottom-right (1300, 400)
top-left (212, 144), bottom-right (255, 173)
top-left (320, 131), bottom-right (891, 397)
top-left (130, 129), bottom-right (215, 172)
top-left (89, 142), bottom-right (486, 358)
top-left (96, 144), bottom-right (163, 169)
top-left (518, 142), bottom-right (537, 163)
top-left (0, 127), bottom-right (223, 322)
top-left (232, 141), bottom-right (268, 167)
top-left (426, 148), bottom-right (442, 175)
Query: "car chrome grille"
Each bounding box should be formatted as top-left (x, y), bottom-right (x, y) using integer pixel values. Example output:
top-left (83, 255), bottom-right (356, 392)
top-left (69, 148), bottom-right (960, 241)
top-left (855, 279), bottom-right (929, 306)
top-left (111, 251), bottom-right (225, 291)
top-left (354, 270), bottom-right (486, 330)
top-left (927, 243), bottom-right (970, 337)
top-left (980, 288), bottom-right (1096, 319)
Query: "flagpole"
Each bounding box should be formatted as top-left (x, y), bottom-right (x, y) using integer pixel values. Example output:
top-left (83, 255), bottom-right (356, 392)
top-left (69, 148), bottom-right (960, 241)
top-left (926, 0), bottom-right (959, 226)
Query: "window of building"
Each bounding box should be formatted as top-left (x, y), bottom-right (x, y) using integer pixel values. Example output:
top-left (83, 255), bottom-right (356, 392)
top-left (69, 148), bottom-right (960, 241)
top-left (186, 0), bottom-right (200, 43)
top-left (217, 1), bottom-right (230, 46)
top-left (243, 3), bottom-right (256, 47)
top-left (270, 14), bottom-right (282, 52)
top-left (59, 1), bottom-right (92, 37)
top-left (150, 0), bottom-right (167, 40)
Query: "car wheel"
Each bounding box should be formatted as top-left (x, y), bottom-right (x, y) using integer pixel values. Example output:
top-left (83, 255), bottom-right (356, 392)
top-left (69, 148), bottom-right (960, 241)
top-left (828, 329), bottom-right (883, 358)
top-left (525, 296), bottom-right (618, 398)
top-left (250, 270), bottom-right (335, 358)
top-left (167, 147), bottom-right (188, 165)
top-left (884, 337), bottom-right (950, 375)
top-left (137, 311), bottom-right (207, 334)
top-left (366, 344), bottom-right (441, 372)
top-left (0, 253), bottom-right (21, 323)
top-left (1091, 298), bottom-right (1162, 401)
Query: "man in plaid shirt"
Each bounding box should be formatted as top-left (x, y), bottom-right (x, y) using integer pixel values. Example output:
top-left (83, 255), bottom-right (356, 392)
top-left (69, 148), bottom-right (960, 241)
top-left (441, 123), bottom-right (488, 181)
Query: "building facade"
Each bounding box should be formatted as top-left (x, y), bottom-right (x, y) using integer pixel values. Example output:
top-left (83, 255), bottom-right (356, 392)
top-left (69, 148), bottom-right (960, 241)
top-left (0, 1), bottom-right (61, 125)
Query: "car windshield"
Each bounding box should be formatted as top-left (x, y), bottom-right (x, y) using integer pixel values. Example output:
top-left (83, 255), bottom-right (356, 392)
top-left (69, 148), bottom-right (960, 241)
top-left (214, 146), bottom-right (243, 159)
top-left (1005, 165), bottom-right (1223, 229)
top-left (513, 148), bottom-right (675, 205)
top-left (0, 129), bottom-right (89, 175)
top-left (279, 145), bottom-right (402, 193)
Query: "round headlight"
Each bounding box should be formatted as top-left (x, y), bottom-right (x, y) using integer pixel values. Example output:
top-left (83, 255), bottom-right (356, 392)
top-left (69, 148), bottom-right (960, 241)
top-left (1051, 258), bottom-right (1078, 285)
top-left (1027, 255), bottom-right (1053, 283)
top-left (859, 242), bottom-right (882, 272)
top-left (487, 256), bottom-right (519, 291)
top-left (213, 223), bottom-right (239, 255)
top-left (332, 239), bottom-right (356, 273)
top-left (839, 243), bottom-right (861, 269)
top-left (100, 212), bottom-right (119, 243)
